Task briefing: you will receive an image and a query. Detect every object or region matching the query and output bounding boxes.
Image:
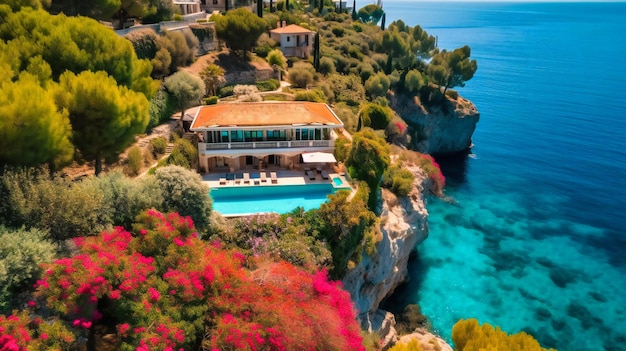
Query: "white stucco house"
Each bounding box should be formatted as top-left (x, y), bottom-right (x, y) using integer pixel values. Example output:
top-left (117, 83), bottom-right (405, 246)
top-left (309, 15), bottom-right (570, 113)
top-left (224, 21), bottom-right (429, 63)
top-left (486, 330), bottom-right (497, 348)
top-left (269, 22), bottom-right (315, 58)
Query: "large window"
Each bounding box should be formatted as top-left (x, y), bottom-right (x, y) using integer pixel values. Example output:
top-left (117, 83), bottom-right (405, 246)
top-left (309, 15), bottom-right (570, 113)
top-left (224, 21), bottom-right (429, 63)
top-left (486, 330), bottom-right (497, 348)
top-left (267, 130), bottom-right (286, 140)
top-left (230, 130), bottom-right (243, 142)
top-left (244, 130), bottom-right (263, 141)
top-left (220, 131), bottom-right (229, 142)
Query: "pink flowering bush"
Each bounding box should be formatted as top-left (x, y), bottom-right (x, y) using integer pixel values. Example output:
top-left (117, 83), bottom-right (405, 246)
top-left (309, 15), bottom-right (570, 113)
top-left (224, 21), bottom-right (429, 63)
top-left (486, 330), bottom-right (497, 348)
top-left (34, 209), bottom-right (364, 350)
top-left (0, 310), bottom-right (75, 350)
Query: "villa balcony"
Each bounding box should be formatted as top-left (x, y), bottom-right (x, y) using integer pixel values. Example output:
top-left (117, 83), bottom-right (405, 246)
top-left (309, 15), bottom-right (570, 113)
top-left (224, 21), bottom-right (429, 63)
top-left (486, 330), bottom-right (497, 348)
top-left (199, 140), bottom-right (333, 152)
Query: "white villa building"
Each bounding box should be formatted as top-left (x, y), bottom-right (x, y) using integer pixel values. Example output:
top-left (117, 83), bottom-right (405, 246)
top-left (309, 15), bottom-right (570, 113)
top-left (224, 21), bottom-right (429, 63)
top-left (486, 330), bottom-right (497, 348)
top-left (269, 22), bottom-right (315, 58)
top-left (190, 101), bottom-right (344, 173)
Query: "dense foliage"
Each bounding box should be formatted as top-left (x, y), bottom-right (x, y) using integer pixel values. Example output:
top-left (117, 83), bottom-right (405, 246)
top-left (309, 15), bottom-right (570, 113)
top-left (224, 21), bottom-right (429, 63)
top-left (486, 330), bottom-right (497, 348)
top-left (0, 6), bottom-right (156, 172)
top-left (346, 128), bottom-right (391, 209)
top-left (0, 166), bottom-right (211, 239)
top-left (0, 226), bottom-right (57, 313)
top-left (452, 319), bottom-right (557, 351)
top-left (28, 210), bottom-right (364, 350)
top-left (213, 8), bottom-right (269, 60)
top-left (163, 70), bottom-right (205, 121)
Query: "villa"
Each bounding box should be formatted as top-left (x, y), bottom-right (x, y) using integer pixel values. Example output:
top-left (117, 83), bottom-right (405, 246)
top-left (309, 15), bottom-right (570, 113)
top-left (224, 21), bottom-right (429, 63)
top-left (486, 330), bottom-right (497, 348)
top-left (269, 22), bottom-right (315, 58)
top-left (190, 101), bottom-right (344, 174)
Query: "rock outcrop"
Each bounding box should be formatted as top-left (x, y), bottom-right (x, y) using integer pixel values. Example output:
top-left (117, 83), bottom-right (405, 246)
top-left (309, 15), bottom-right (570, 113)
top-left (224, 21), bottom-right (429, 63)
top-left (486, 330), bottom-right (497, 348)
top-left (390, 91), bottom-right (480, 155)
top-left (341, 164), bottom-right (455, 351)
top-left (342, 165), bottom-right (429, 326)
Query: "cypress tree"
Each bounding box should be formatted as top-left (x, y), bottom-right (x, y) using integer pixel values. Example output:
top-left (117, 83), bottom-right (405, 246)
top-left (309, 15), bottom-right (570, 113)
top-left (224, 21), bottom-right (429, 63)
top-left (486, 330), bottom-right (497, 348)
top-left (286, 0), bottom-right (289, 11)
top-left (318, 0), bottom-right (323, 13)
top-left (270, 0), bottom-right (274, 12)
top-left (381, 12), bottom-right (386, 30)
top-left (352, 0), bottom-right (357, 20)
top-left (257, 0), bottom-right (263, 17)
top-left (313, 32), bottom-right (320, 71)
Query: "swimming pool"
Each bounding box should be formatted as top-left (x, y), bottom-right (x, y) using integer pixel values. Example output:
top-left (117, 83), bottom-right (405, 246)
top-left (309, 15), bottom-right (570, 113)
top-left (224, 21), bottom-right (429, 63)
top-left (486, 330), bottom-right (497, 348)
top-left (210, 183), bottom-right (351, 216)
top-left (332, 177), bottom-right (344, 187)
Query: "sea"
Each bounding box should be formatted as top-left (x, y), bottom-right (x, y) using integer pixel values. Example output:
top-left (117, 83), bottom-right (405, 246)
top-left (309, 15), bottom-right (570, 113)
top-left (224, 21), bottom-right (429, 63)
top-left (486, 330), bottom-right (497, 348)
top-left (380, 2), bottom-right (626, 350)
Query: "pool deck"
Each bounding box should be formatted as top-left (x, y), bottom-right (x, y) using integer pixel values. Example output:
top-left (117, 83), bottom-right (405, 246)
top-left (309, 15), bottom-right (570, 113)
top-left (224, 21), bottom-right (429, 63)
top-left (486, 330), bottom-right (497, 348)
top-left (201, 169), bottom-right (349, 189)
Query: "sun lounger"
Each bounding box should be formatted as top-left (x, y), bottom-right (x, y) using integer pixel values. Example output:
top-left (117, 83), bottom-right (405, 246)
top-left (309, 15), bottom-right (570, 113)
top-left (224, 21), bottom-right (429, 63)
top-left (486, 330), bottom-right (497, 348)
top-left (243, 172), bottom-right (250, 184)
top-left (219, 178), bottom-right (227, 185)
top-left (260, 172), bottom-right (267, 183)
top-left (321, 170), bottom-right (329, 180)
top-left (270, 172), bottom-right (278, 184)
top-left (307, 170), bottom-right (316, 180)
top-left (234, 174), bottom-right (241, 184)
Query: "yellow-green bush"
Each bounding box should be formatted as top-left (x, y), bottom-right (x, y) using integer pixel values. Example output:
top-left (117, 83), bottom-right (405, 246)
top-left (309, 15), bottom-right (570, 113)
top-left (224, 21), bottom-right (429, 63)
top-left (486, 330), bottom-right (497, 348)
top-left (388, 339), bottom-right (424, 351)
top-left (452, 319), bottom-right (557, 351)
top-left (125, 145), bottom-right (143, 176)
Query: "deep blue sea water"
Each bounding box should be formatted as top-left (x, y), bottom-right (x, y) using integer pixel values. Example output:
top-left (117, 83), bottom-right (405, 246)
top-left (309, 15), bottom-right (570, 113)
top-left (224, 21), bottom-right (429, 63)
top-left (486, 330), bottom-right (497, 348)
top-left (381, 2), bottom-right (626, 350)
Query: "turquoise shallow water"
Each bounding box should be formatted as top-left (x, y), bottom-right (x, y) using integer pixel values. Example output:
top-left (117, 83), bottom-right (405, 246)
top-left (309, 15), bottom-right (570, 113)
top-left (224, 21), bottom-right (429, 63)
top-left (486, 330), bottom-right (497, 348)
top-left (382, 2), bottom-right (626, 350)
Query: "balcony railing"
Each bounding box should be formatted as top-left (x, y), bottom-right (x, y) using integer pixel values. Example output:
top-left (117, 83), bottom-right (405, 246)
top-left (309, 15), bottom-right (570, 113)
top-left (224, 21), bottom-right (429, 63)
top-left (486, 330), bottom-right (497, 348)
top-left (199, 140), bottom-right (333, 151)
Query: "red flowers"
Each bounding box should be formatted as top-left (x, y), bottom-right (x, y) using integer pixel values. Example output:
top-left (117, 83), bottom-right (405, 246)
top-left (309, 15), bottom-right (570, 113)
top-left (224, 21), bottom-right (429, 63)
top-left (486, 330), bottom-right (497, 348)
top-left (31, 210), bottom-right (364, 350)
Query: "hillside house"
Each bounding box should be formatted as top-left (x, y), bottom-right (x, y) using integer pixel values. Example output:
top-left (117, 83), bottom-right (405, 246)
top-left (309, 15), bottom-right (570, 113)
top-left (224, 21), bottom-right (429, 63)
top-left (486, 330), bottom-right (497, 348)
top-left (190, 101), bottom-right (343, 173)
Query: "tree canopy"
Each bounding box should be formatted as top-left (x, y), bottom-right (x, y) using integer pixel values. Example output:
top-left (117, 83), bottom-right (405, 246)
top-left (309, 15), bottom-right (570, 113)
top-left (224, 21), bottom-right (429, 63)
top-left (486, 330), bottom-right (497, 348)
top-left (163, 70), bottom-right (205, 121)
top-left (213, 8), bottom-right (268, 60)
top-left (357, 4), bottom-right (384, 24)
top-left (55, 71), bottom-right (150, 175)
top-left (0, 74), bottom-right (73, 170)
top-left (428, 45), bottom-right (478, 95)
top-left (346, 128), bottom-right (391, 209)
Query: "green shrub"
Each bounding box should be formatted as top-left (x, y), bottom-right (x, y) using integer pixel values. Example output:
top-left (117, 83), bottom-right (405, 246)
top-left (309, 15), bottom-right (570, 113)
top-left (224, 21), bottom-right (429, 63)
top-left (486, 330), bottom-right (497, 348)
top-left (256, 79), bottom-right (280, 92)
top-left (255, 33), bottom-right (277, 58)
top-left (288, 62), bottom-right (315, 88)
top-left (166, 137), bottom-right (198, 170)
top-left (318, 56), bottom-right (336, 76)
top-left (151, 136), bottom-right (168, 155)
top-left (218, 84), bottom-right (235, 97)
top-left (360, 103), bottom-right (393, 130)
top-left (333, 136), bottom-right (351, 163)
top-left (95, 172), bottom-right (163, 229)
top-left (125, 146), bottom-right (143, 176)
top-left (0, 169), bottom-right (109, 241)
top-left (294, 89), bottom-right (326, 102)
top-left (148, 87), bottom-right (177, 131)
top-left (382, 165), bottom-right (414, 197)
top-left (0, 226), bottom-right (57, 313)
top-left (153, 166), bottom-right (212, 231)
top-left (204, 96), bottom-right (219, 105)
top-left (124, 28), bottom-right (159, 60)
top-left (331, 26), bottom-right (345, 37)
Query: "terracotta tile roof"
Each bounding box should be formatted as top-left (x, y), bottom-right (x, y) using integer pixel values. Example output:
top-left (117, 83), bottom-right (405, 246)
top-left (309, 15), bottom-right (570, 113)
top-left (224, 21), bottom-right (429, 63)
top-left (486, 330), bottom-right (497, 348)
top-left (190, 102), bottom-right (343, 129)
top-left (270, 24), bottom-right (314, 34)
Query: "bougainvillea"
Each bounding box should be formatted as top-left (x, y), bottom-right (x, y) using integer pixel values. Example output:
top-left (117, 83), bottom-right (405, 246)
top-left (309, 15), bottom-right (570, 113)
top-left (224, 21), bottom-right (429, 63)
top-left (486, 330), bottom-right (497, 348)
top-left (0, 310), bottom-right (75, 350)
top-left (33, 209), bottom-right (364, 350)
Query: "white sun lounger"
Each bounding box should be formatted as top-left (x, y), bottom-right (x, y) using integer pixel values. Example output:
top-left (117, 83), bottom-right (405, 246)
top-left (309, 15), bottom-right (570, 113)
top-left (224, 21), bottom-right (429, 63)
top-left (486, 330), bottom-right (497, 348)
top-left (270, 172), bottom-right (278, 184)
top-left (243, 172), bottom-right (250, 184)
top-left (260, 172), bottom-right (267, 183)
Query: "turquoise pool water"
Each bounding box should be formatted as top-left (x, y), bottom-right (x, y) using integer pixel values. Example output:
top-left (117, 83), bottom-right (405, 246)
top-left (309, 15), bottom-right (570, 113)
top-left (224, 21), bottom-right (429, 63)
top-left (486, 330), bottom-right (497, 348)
top-left (332, 177), bottom-right (344, 187)
top-left (210, 183), bottom-right (350, 216)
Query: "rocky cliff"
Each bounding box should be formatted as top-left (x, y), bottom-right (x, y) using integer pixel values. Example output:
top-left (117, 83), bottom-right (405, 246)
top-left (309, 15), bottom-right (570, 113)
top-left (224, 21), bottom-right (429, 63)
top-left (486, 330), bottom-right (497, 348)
top-left (341, 164), bottom-right (456, 350)
top-left (342, 164), bottom-right (429, 326)
top-left (390, 91), bottom-right (480, 155)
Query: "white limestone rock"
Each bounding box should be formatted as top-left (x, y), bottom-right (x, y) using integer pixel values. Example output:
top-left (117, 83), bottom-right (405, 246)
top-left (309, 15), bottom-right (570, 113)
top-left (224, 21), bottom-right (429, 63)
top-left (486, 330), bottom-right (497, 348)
top-left (342, 165), bottom-right (429, 327)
